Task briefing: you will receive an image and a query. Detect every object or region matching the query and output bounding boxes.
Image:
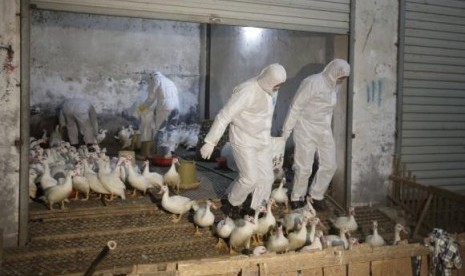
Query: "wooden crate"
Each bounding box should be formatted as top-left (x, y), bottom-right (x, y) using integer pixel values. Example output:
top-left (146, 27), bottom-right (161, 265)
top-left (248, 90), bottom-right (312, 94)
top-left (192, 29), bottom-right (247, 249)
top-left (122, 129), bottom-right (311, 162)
top-left (128, 243), bottom-right (431, 276)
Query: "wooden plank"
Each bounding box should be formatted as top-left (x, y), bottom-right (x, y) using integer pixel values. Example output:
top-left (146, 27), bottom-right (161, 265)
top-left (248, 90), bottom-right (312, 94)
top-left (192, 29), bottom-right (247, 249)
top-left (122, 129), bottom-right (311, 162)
top-left (414, 194), bottom-right (433, 236)
top-left (405, 46), bottom-right (465, 59)
top-left (419, 255), bottom-right (429, 276)
top-left (402, 96), bottom-right (465, 106)
top-left (301, 268), bottom-right (323, 276)
top-left (404, 54), bottom-right (465, 66)
top-left (323, 265), bottom-right (346, 276)
top-left (372, 258), bottom-right (413, 276)
top-left (348, 262), bottom-right (370, 276)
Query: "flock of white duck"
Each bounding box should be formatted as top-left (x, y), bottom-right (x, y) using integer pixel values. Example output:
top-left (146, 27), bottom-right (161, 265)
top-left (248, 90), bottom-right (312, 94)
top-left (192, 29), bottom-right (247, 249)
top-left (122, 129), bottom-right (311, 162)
top-left (212, 190), bottom-right (409, 256)
top-left (28, 134), bottom-right (409, 257)
top-left (28, 134), bottom-right (181, 210)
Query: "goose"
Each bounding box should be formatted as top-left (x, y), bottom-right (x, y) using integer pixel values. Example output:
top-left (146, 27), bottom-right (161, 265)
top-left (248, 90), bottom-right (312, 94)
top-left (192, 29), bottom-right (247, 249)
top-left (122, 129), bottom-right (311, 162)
top-left (142, 160), bottom-right (163, 189)
top-left (300, 230), bottom-right (324, 252)
top-left (270, 178), bottom-right (288, 212)
top-left (215, 215), bottom-right (236, 250)
top-left (365, 220), bottom-right (385, 247)
top-left (288, 213), bottom-right (311, 251)
top-left (159, 185), bottom-right (195, 223)
top-left (163, 158), bottom-right (181, 193)
top-left (330, 207), bottom-right (358, 233)
top-left (256, 199), bottom-right (277, 243)
top-left (325, 227), bottom-right (350, 249)
top-left (266, 224), bottom-right (289, 254)
top-left (193, 199), bottom-right (217, 236)
top-left (229, 215), bottom-right (255, 254)
top-left (393, 223), bottom-right (408, 245)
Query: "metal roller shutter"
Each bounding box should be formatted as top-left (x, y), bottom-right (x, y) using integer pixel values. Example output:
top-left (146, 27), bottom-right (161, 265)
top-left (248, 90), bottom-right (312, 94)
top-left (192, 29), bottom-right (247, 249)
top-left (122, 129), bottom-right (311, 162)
top-left (399, 0), bottom-right (465, 193)
top-left (30, 0), bottom-right (350, 34)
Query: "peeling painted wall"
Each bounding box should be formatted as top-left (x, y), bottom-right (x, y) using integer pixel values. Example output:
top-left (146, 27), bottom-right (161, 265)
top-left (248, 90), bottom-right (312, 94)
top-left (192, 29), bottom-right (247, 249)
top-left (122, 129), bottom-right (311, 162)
top-left (0, 0), bottom-right (21, 247)
top-left (30, 10), bottom-right (203, 139)
top-left (351, 0), bottom-right (398, 205)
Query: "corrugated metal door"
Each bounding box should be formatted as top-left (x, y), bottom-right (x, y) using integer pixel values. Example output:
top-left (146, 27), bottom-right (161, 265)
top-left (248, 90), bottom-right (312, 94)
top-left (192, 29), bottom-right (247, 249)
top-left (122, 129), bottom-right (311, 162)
top-left (30, 0), bottom-right (350, 34)
top-left (399, 0), bottom-right (465, 192)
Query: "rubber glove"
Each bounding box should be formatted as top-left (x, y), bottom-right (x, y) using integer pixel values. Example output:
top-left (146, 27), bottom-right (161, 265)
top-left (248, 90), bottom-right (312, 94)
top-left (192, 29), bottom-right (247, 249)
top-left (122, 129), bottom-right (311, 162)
top-left (200, 141), bottom-right (215, 160)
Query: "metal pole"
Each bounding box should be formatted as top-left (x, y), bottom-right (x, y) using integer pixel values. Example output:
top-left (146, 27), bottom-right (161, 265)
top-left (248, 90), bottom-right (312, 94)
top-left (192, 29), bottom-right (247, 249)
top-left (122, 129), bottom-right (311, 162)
top-left (84, 240), bottom-right (117, 276)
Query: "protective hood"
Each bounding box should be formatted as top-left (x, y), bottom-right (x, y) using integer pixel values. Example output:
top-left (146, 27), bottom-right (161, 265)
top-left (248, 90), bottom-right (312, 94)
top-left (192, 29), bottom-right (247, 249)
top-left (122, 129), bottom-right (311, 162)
top-left (257, 63), bottom-right (287, 94)
top-left (322, 59), bottom-right (350, 88)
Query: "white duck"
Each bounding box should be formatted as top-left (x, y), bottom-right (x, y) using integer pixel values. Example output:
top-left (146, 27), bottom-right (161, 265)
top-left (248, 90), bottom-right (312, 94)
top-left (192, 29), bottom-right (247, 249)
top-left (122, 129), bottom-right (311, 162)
top-left (215, 215), bottom-right (236, 250)
top-left (282, 208), bottom-right (313, 234)
top-left (193, 199), bottom-right (217, 236)
top-left (325, 227), bottom-right (350, 249)
top-left (256, 199), bottom-right (277, 243)
top-left (97, 158), bottom-right (126, 200)
top-left (163, 158), bottom-right (181, 193)
top-left (288, 213), bottom-right (311, 251)
top-left (83, 159), bottom-right (111, 197)
top-left (365, 220), bottom-right (385, 247)
top-left (266, 224), bottom-right (289, 254)
top-left (270, 178), bottom-right (288, 212)
top-left (142, 160), bottom-right (163, 189)
top-left (159, 185), bottom-right (195, 223)
top-left (43, 170), bottom-right (75, 210)
top-left (300, 230), bottom-right (324, 252)
top-left (393, 223), bottom-right (408, 245)
top-left (114, 126), bottom-right (133, 149)
top-left (39, 157), bottom-right (58, 190)
top-left (71, 163), bottom-right (90, 200)
top-left (96, 129), bottom-right (107, 144)
top-left (330, 207), bottom-right (358, 233)
top-left (29, 169), bottom-right (38, 200)
top-left (348, 237), bottom-right (360, 250)
top-left (124, 159), bottom-right (151, 196)
top-left (229, 215), bottom-right (255, 254)
top-left (253, 246), bottom-right (268, 256)
top-left (306, 217), bottom-right (325, 245)
top-left (251, 205), bottom-right (267, 245)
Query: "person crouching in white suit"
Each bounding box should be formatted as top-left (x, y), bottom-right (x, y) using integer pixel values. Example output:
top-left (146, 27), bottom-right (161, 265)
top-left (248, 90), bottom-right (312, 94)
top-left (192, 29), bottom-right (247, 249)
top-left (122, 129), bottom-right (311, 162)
top-left (138, 72), bottom-right (180, 157)
top-left (200, 64), bottom-right (287, 218)
top-left (282, 59), bottom-right (350, 211)
top-left (59, 98), bottom-right (99, 147)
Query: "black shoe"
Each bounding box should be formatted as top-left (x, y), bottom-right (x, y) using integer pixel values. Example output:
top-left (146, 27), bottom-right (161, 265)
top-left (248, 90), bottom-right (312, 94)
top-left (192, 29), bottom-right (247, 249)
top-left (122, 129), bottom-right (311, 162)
top-left (290, 200), bottom-right (305, 210)
top-left (241, 206), bottom-right (255, 217)
top-left (221, 199), bottom-right (241, 219)
top-left (312, 199), bottom-right (329, 212)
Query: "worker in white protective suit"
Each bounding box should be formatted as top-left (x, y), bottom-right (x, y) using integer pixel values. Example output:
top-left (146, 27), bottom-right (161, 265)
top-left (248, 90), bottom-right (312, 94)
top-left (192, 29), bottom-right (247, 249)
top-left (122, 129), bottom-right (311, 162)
top-left (138, 72), bottom-right (180, 157)
top-left (282, 59), bottom-right (350, 211)
top-left (59, 98), bottom-right (99, 146)
top-left (200, 64), bottom-right (287, 218)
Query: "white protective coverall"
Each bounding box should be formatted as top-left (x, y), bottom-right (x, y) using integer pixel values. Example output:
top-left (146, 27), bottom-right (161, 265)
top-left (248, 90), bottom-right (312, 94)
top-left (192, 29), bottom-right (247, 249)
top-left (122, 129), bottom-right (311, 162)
top-left (139, 72), bottom-right (180, 156)
top-left (201, 64), bottom-right (287, 210)
top-left (282, 59), bottom-right (350, 201)
top-left (59, 98), bottom-right (99, 145)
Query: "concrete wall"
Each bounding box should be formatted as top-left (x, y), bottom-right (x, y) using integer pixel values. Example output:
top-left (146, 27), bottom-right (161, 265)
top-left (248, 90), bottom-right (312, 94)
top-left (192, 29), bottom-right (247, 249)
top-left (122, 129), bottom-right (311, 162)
top-left (30, 10), bottom-right (203, 139)
top-left (0, 0), bottom-right (21, 247)
top-left (351, 0), bottom-right (398, 205)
